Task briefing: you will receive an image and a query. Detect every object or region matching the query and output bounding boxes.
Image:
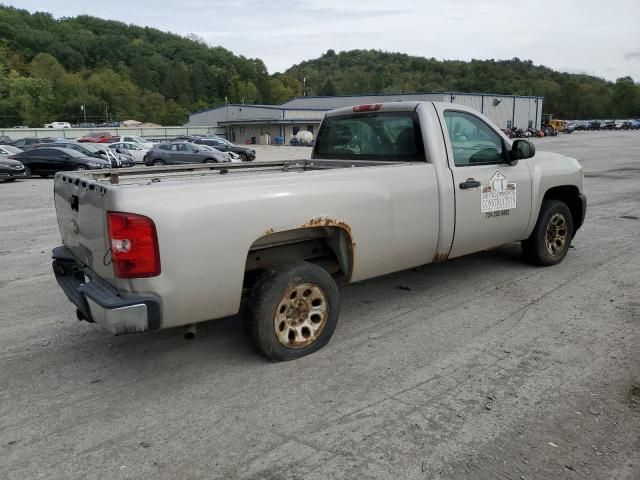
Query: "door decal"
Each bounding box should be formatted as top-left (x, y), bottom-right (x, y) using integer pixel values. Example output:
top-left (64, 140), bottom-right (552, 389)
top-left (481, 171), bottom-right (517, 213)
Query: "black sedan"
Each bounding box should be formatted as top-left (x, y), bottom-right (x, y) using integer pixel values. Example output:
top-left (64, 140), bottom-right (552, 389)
top-left (9, 147), bottom-right (110, 177)
top-left (30, 142), bottom-right (135, 168)
top-left (191, 137), bottom-right (256, 161)
top-left (0, 158), bottom-right (29, 182)
top-left (144, 142), bottom-right (230, 166)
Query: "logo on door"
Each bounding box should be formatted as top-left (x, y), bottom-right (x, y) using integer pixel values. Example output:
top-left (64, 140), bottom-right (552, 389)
top-left (481, 171), bottom-right (517, 213)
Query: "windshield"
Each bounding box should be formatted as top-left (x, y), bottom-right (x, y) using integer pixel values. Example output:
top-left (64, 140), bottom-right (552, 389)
top-left (216, 138), bottom-right (234, 147)
top-left (0, 145), bottom-right (22, 154)
top-left (314, 111), bottom-right (424, 161)
top-left (81, 144), bottom-right (101, 152)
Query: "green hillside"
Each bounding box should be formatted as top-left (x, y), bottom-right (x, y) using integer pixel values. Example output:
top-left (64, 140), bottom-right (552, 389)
top-left (0, 4), bottom-right (301, 126)
top-left (286, 49), bottom-right (639, 120)
top-left (0, 4), bottom-right (637, 126)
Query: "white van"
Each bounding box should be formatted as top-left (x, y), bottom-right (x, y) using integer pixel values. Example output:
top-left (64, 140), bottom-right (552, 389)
top-left (44, 122), bottom-right (72, 129)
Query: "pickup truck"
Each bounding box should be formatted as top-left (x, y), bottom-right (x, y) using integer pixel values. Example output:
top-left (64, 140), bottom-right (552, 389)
top-left (52, 101), bottom-right (586, 361)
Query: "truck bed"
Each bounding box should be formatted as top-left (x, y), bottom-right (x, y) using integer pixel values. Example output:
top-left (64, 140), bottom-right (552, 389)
top-left (57, 159), bottom-right (403, 187)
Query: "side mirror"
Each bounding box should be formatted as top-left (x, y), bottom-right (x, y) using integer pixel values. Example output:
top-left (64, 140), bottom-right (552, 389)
top-left (510, 139), bottom-right (536, 163)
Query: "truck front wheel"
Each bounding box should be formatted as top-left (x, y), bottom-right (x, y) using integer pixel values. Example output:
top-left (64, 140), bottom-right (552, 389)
top-left (522, 199), bottom-right (574, 266)
top-left (245, 261), bottom-right (339, 361)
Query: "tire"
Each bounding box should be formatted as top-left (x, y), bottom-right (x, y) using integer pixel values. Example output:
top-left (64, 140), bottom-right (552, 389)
top-left (204, 158), bottom-right (217, 163)
top-left (238, 152), bottom-right (248, 162)
top-left (153, 159), bottom-right (166, 166)
top-left (4, 178), bottom-right (15, 182)
top-left (75, 165), bottom-right (87, 171)
top-left (22, 166), bottom-right (31, 179)
top-left (522, 199), bottom-right (573, 266)
top-left (244, 261), bottom-right (339, 361)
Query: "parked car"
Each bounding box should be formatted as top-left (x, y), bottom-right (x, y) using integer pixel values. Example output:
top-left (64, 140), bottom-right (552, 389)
top-left (0, 144), bottom-right (23, 157)
top-left (51, 101), bottom-right (586, 360)
top-left (77, 132), bottom-right (115, 143)
top-left (83, 144), bottom-right (135, 167)
top-left (0, 135), bottom-right (12, 144)
top-left (44, 122), bottom-right (72, 129)
top-left (191, 137), bottom-right (256, 161)
top-left (0, 157), bottom-right (29, 182)
top-left (9, 147), bottom-right (110, 177)
top-left (144, 142), bottom-right (231, 166)
top-left (11, 137), bottom-right (56, 150)
top-left (109, 142), bottom-right (149, 163)
top-left (29, 142), bottom-right (133, 168)
top-left (118, 135), bottom-right (154, 149)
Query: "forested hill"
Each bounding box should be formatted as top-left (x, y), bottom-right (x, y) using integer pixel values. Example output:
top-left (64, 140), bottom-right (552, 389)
top-left (0, 5), bottom-right (637, 127)
top-left (0, 5), bottom-right (301, 126)
top-left (286, 50), bottom-right (639, 119)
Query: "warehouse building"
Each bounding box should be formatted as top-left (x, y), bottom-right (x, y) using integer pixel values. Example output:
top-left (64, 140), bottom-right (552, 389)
top-left (187, 92), bottom-right (543, 145)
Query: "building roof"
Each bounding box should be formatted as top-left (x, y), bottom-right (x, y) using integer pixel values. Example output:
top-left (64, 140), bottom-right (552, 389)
top-left (190, 91), bottom-right (543, 118)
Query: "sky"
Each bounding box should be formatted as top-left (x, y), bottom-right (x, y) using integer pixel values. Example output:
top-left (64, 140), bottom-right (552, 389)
top-left (11, 0), bottom-right (640, 82)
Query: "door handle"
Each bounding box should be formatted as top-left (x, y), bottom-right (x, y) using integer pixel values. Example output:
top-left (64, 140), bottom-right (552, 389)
top-left (459, 178), bottom-right (481, 189)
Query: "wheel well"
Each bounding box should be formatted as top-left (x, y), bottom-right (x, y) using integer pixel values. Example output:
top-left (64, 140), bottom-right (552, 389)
top-left (244, 226), bottom-right (353, 283)
top-left (543, 185), bottom-right (582, 234)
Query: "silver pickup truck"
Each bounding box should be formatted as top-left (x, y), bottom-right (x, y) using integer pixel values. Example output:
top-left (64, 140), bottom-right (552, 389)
top-left (52, 101), bottom-right (586, 360)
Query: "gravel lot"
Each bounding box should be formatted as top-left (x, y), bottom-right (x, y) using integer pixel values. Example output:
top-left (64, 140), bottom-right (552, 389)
top-left (1, 132), bottom-right (639, 479)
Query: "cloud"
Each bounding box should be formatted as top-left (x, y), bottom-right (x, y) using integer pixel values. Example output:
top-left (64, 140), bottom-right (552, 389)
top-left (624, 51), bottom-right (640, 60)
top-left (9, 0), bottom-right (640, 81)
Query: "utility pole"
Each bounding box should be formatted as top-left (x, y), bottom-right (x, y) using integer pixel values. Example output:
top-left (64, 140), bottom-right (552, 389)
top-left (303, 77), bottom-right (306, 97)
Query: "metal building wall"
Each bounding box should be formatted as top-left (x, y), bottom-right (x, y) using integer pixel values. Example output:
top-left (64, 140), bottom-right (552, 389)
top-left (478, 96), bottom-right (518, 129)
top-left (448, 93), bottom-right (483, 114)
top-left (283, 110), bottom-right (326, 120)
top-left (536, 99), bottom-right (544, 129)
top-left (281, 93), bottom-right (446, 109)
top-left (189, 105), bottom-right (281, 126)
top-left (514, 98), bottom-right (538, 130)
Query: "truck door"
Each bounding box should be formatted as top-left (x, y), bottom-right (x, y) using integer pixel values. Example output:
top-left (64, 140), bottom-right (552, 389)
top-left (441, 109), bottom-right (533, 258)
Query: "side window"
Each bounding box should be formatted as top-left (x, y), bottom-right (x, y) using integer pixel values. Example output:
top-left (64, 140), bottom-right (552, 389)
top-left (444, 111), bottom-right (504, 167)
top-left (39, 149), bottom-right (56, 159)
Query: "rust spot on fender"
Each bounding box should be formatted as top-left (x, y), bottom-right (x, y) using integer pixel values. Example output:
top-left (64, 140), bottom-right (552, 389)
top-left (432, 252), bottom-right (449, 263)
top-left (302, 216), bottom-right (353, 237)
top-left (303, 217), bottom-right (355, 280)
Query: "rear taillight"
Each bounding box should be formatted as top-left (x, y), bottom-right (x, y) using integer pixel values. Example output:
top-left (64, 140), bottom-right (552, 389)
top-left (353, 103), bottom-right (382, 112)
top-left (107, 212), bottom-right (160, 278)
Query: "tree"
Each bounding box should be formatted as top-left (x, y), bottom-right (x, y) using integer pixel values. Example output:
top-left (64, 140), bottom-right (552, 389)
top-left (611, 76), bottom-right (639, 118)
top-left (318, 79), bottom-right (337, 96)
top-left (231, 80), bottom-right (258, 104)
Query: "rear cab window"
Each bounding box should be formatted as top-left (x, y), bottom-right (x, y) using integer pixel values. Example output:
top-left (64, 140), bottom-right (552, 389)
top-left (314, 111), bottom-right (424, 161)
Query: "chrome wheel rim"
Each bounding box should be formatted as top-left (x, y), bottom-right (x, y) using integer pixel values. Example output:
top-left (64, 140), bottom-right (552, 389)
top-left (153, 160), bottom-right (164, 166)
top-left (545, 213), bottom-right (568, 256)
top-left (274, 283), bottom-right (328, 349)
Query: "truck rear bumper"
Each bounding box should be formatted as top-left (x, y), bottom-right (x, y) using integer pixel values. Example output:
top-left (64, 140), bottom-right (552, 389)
top-left (52, 246), bottom-right (161, 334)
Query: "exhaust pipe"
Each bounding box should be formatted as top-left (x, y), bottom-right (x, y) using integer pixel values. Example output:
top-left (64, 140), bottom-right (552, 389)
top-left (184, 324), bottom-right (196, 340)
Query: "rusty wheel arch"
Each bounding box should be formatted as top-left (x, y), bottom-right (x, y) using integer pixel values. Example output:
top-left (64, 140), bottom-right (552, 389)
top-left (246, 218), bottom-right (355, 281)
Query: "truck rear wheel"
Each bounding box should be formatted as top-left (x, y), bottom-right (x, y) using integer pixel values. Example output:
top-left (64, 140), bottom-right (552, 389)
top-left (244, 261), bottom-right (339, 361)
top-left (522, 199), bottom-right (573, 266)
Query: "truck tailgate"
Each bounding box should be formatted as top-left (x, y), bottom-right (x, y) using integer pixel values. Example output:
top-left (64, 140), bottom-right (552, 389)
top-left (53, 174), bottom-right (116, 285)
